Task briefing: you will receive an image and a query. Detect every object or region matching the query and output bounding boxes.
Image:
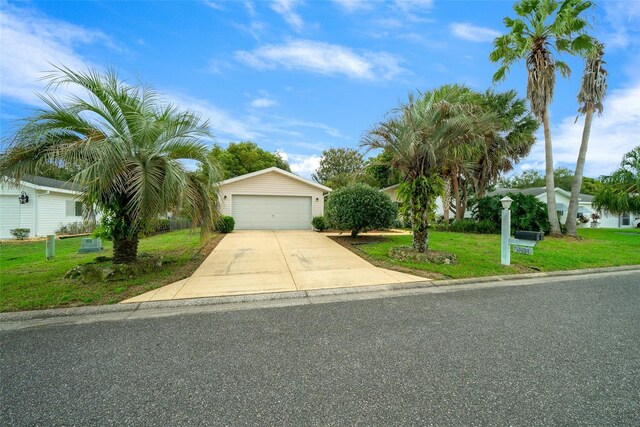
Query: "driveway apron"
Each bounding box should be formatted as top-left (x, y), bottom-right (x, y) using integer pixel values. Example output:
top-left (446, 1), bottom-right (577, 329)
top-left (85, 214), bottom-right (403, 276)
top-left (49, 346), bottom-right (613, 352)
top-left (123, 231), bottom-right (425, 302)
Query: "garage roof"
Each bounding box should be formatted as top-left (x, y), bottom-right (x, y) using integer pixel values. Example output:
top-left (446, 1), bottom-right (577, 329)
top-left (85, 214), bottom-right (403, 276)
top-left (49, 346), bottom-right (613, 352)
top-left (218, 167), bottom-right (332, 193)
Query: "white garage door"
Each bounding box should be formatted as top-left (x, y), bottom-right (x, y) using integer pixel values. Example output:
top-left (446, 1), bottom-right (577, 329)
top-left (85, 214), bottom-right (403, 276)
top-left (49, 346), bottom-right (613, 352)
top-left (232, 195), bottom-right (312, 230)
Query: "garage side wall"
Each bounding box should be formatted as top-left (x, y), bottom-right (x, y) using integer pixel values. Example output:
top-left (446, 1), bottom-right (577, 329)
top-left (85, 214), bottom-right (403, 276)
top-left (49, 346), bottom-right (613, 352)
top-left (218, 171), bottom-right (325, 218)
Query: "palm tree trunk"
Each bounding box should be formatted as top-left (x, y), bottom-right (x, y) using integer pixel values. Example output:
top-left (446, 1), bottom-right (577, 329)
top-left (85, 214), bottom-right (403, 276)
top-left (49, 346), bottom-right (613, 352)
top-left (113, 235), bottom-right (139, 264)
top-left (543, 110), bottom-right (562, 236)
top-left (565, 107), bottom-right (594, 237)
top-left (411, 186), bottom-right (429, 253)
top-left (452, 172), bottom-right (460, 221)
top-left (443, 176), bottom-right (452, 223)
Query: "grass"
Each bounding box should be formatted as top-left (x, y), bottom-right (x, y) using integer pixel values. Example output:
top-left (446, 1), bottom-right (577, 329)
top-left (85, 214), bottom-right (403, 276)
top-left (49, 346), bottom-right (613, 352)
top-left (0, 229), bottom-right (220, 312)
top-left (343, 228), bottom-right (640, 280)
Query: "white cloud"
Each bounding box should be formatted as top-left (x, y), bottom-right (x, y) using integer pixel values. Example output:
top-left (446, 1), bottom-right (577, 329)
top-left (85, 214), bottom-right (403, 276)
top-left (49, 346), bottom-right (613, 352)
top-left (0, 3), bottom-right (118, 105)
top-left (271, 0), bottom-right (304, 32)
top-left (601, 0), bottom-right (640, 49)
top-left (164, 92), bottom-right (259, 142)
top-left (524, 83), bottom-right (640, 177)
top-left (394, 0), bottom-right (434, 13)
top-left (450, 22), bottom-right (500, 42)
top-left (286, 153), bottom-right (322, 178)
top-left (235, 39), bottom-right (404, 81)
top-left (332, 0), bottom-right (373, 12)
top-left (250, 97), bottom-right (279, 108)
top-left (202, 0), bottom-right (225, 11)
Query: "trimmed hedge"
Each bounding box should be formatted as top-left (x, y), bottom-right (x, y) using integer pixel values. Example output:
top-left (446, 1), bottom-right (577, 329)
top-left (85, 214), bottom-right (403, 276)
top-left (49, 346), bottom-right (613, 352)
top-left (216, 215), bottom-right (235, 233)
top-left (324, 183), bottom-right (397, 237)
top-left (312, 216), bottom-right (328, 231)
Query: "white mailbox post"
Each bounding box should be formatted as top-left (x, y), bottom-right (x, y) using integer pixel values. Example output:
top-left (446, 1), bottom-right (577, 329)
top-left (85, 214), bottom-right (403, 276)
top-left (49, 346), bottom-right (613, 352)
top-left (500, 196), bottom-right (512, 266)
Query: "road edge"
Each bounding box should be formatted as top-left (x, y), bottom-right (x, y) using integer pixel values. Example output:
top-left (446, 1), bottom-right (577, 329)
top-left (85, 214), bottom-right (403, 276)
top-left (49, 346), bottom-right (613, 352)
top-left (2, 264), bottom-right (639, 323)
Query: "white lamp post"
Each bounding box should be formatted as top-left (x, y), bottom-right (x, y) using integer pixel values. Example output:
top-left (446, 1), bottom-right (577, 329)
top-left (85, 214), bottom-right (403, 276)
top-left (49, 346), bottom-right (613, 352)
top-left (500, 196), bottom-right (513, 266)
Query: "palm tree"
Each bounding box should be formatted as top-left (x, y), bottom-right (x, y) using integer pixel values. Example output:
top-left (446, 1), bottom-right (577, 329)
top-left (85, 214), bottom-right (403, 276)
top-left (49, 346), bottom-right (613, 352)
top-left (565, 42), bottom-right (607, 236)
top-left (593, 146), bottom-right (640, 217)
top-left (490, 0), bottom-right (594, 236)
top-left (363, 85), bottom-right (488, 252)
top-left (0, 66), bottom-right (220, 263)
top-left (472, 90), bottom-right (538, 197)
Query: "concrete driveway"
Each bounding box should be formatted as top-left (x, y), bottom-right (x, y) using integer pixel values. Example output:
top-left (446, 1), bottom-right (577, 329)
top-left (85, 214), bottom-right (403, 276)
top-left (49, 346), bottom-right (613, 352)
top-left (123, 230), bottom-right (425, 302)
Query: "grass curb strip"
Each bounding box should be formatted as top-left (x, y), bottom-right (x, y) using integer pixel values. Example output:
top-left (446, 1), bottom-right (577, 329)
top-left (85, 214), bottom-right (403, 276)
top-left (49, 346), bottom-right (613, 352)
top-left (2, 264), bottom-right (638, 323)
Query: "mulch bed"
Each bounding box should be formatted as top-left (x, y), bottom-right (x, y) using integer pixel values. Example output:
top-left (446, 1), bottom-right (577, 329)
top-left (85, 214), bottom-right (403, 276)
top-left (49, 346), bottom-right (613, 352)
top-left (329, 235), bottom-right (447, 280)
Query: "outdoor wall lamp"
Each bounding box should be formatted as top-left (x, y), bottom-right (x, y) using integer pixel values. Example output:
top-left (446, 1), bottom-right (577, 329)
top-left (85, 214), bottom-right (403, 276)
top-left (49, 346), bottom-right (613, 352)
top-left (223, 195), bottom-right (227, 199)
top-left (315, 197), bottom-right (319, 201)
top-left (19, 191), bottom-right (29, 204)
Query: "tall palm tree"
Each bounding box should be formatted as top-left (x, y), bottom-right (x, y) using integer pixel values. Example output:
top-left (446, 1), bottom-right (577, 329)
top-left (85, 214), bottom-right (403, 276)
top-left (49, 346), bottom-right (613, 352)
top-left (490, 0), bottom-right (594, 236)
top-left (363, 85), bottom-right (489, 252)
top-left (0, 66), bottom-right (221, 263)
top-left (565, 42), bottom-right (607, 236)
top-left (472, 90), bottom-right (538, 197)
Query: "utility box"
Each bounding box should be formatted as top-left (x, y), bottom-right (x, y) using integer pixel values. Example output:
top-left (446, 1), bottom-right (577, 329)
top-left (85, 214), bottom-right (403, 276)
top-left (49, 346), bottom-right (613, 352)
top-left (78, 238), bottom-right (103, 254)
top-left (46, 235), bottom-right (55, 260)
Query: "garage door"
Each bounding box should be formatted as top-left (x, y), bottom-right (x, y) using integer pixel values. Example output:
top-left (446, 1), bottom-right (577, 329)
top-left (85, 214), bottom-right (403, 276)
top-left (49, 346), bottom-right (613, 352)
top-left (232, 195), bottom-right (312, 230)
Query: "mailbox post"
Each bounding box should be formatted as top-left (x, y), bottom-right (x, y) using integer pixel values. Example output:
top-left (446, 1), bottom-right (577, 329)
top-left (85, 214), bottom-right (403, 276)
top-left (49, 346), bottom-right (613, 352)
top-left (500, 196), bottom-right (512, 266)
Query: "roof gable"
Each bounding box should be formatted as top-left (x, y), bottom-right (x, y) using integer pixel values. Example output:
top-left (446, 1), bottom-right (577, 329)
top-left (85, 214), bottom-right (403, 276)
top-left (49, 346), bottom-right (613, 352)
top-left (218, 167), bottom-right (332, 193)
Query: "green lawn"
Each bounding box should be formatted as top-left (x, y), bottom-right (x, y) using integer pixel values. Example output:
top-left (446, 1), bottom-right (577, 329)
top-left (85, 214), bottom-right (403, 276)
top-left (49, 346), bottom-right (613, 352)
top-left (0, 229), bottom-right (217, 312)
top-left (354, 228), bottom-right (640, 279)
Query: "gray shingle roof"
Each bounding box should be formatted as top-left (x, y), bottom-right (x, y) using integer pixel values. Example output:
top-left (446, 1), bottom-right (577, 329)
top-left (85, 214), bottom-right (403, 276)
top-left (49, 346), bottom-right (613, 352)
top-left (488, 187), bottom-right (594, 202)
top-left (21, 175), bottom-right (84, 192)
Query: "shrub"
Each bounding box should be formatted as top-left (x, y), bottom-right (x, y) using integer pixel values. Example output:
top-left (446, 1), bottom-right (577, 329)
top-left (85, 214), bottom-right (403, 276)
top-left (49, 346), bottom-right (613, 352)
top-left (216, 215), bottom-right (235, 233)
top-left (312, 216), bottom-right (328, 231)
top-left (324, 183), bottom-right (397, 237)
top-left (449, 219), bottom-right (498, 234)
top-left (472, 193), bottom-right (550, 234)
top-left (10, 228), bottom-right (30, 240)
top-left (57, 221), bottom-right (95, 235)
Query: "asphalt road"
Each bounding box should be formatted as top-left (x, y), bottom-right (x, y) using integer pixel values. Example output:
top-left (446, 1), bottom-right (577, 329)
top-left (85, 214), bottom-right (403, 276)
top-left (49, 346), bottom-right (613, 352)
top-left (1, 273), bottom-right (639, 426)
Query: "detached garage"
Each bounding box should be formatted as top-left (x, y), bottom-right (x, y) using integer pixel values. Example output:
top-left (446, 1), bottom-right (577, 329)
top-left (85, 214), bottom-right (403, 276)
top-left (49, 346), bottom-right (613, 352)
top-left (218, 167), bottom-right (331, 230)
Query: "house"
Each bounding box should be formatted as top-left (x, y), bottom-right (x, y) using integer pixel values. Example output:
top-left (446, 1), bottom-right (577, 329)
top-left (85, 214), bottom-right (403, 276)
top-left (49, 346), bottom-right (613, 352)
top-left (380, 184), bottom-right (473, 218)
top-left (218, 167), bottom-right (332, 230)
top-left (0, 175), bottom-right (86, 239)
top-left (488, 187), bottom-right (639, 229)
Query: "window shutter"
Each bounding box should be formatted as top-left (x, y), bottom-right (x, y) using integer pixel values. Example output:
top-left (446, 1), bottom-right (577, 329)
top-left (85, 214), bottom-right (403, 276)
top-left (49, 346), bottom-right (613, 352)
top-left (66, 200), bottom-right (75, 216)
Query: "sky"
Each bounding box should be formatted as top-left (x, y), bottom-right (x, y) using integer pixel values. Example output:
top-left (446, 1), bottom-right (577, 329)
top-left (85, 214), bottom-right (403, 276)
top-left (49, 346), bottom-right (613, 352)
top-left (1, 0), bottom-right (639, 179)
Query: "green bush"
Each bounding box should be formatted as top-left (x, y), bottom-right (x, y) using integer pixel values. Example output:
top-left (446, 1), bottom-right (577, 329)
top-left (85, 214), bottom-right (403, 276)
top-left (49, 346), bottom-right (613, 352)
top-left (473, 193), bottom-right (550, 234)
top-left (10, 228), bottom-right (30, 240)
top-left (448, 219), bottom-right (498, 234)
top-left (312, 216), bottom-right (328, 231)
top-left (216, 215), bottom-right (235, 233)
top-left (324, 183), bottom-right (397, 237)
top-left (56, 221), bottom-right (95, 235)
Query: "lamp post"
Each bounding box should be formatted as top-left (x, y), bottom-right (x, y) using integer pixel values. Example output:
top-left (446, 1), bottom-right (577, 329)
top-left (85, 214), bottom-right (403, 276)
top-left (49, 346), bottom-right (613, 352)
top-left (500, 196), bottom-right (512, 266)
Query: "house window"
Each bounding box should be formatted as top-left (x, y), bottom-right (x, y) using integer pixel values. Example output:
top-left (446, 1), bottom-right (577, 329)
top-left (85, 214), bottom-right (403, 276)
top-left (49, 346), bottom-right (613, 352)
top-left (621, 213), bottom-right (630, 226)
top-left (66, 200), bottom-right (84, 217)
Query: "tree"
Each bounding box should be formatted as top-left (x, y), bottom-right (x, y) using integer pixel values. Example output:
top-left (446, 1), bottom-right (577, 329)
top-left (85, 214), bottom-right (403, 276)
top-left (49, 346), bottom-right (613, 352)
top-left (209, 141), bottom-right (290, 179)
top-left (490, 0), bottom-right (595, 236)
top-left (593, 146), bottom-right (640, 216)
top-left (363, 85), bottom-right (490, 252)
top-left (0, 66), bottom-right (220, 263)
top-left (473, 193), bottom-right (550, 233)
top-left (362, 149), bottom-right (401, 189)
top-left (312, 147), bottom-right (364, 189)
top-left (499, 167), bottom-right (601, 194)
top-left (565, 42), bottom-right (607, 236)
top-left (324, 183), bottom-right (397, 237)
top-left (472, 90), bottom-right (538, 198)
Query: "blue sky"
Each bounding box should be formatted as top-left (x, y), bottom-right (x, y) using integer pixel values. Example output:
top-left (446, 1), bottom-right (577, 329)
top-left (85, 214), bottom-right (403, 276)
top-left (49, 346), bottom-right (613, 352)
top-left (1, 0), bottom-right (639, 179)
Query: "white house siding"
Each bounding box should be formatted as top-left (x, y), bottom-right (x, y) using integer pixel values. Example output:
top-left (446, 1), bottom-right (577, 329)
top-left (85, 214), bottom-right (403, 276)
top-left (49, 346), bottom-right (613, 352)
top-left (37, 192), bottom-right (84, 236)
top-left (0, 181), bottom-right (84, 238)
top-left (218, 170), bottom-right (325, 219)
top-left (381, 186), bottom-right (469, 218)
